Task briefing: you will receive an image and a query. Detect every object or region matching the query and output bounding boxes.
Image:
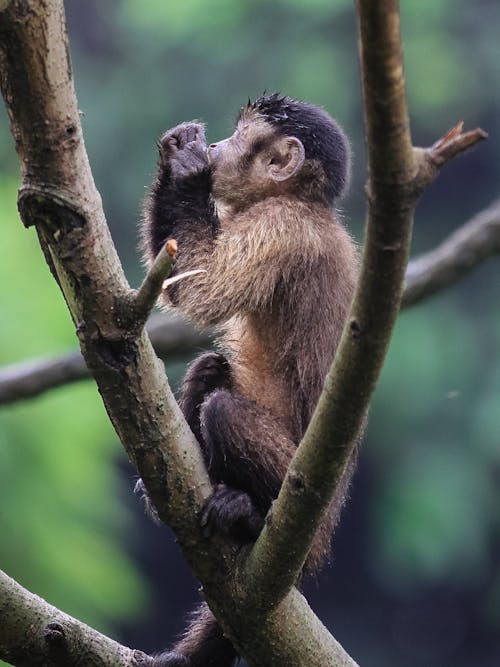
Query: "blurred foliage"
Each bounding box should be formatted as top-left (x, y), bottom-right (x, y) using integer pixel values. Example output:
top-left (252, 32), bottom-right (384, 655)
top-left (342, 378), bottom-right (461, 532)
top-left (0, 0), bottom-right (499, 665)
top-left (371, 301), bottom-right (500, 588)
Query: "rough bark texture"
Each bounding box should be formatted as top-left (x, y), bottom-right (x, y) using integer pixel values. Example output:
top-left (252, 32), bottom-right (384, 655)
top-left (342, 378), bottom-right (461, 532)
top-left (0, 570), bottom-right (147, 667)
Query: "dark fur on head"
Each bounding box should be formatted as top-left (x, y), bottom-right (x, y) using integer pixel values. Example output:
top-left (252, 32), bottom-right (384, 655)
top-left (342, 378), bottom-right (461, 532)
top-left (240, 93), bottom-right (350, 203)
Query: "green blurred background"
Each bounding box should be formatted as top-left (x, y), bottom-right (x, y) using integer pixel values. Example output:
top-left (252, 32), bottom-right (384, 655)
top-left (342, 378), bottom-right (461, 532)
top-left (0, 1), bottom-right (499, 665)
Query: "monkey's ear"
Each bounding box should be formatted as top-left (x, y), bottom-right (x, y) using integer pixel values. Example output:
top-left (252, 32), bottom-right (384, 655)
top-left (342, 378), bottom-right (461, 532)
top-left (268, 136), bottom-right (305, 182)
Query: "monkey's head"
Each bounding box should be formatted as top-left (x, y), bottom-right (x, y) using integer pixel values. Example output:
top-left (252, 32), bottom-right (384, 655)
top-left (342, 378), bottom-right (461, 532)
top-left (208, 93), bottom-right (350, 210)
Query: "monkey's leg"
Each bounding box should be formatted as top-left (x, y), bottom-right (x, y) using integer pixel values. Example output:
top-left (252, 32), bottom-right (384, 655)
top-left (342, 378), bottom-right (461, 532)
top-left (148, 602), bottom-right (237, 667)
top-left (179, 352), bottom-right (232, 444)
top-left (199, 389), bottom-right (296, 541)
top-left (135, 352), bottom-right (231, 519)
top-left (199, 389), bottom-right (356, 573)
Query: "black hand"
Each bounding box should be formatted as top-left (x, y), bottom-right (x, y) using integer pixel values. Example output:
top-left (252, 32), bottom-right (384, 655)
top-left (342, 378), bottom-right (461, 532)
top-left (158, 122), bottom-right (208, 180)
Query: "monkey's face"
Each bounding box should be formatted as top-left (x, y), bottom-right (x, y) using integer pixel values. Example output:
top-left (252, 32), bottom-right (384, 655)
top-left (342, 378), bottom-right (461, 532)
top-left (208, 116), bottom-right (305, 210)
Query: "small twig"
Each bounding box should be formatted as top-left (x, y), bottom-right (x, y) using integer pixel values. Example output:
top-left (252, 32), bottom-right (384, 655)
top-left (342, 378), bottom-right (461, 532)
top-left (163, 268), bottom-right (207, 289)
top-left (133, 239), bottom-right (177, 327)
top-left (414, 124), bottom-right (488, 190)
top-left (430, 126), bottom-right (488, 166)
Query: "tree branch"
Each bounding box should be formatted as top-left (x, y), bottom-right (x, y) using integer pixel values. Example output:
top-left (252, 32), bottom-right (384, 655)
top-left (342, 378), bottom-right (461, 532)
top-left (131, 239), bottom-right (177, 330)
top-left (0, 568), bottom-right (148, 667)
top-left (403, 197), bottom-right (500, 307)
top-left (241, 0), bottom-right (486, 608)
top-left (0, 314), bottom-right (213, 406)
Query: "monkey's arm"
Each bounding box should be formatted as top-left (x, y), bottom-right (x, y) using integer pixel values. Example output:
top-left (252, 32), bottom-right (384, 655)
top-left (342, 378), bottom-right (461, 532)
top-left (143, 122), bottom-right (218, 266)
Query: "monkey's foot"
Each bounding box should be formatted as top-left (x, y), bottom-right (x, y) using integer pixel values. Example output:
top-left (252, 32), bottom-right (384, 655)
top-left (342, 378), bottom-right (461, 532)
top-left (201, 485), bottom-right (264, 542)
top-left (182, 352), bottom-right (231, 400)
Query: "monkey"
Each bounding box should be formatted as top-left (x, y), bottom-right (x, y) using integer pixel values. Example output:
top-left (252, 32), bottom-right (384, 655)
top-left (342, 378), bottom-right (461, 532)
top-left (139, 94), bottom-right (359, 667)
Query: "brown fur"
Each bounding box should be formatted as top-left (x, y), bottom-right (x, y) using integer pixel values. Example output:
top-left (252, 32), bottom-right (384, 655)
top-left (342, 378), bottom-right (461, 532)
top-left (161, 196), bottom-right (357, 571)
top-left (141, 95), bottom-right (358, 667)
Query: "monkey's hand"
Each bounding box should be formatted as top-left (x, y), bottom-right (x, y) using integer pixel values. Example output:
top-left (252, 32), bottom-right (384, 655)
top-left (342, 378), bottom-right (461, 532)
top-left (201, 485), bottom-right (265, 543)
top-left (158, 122), bottom-right (208, 181)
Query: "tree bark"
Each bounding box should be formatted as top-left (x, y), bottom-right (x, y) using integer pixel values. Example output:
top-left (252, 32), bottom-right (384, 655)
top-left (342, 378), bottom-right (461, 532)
top-left (0, 570), bottom-right (147, 667)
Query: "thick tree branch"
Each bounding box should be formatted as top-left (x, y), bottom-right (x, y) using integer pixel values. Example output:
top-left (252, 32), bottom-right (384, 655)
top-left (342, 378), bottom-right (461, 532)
top-left (241, 0), bottom-right (486, 607)
top-left (0, 0), bottom-right (211, 542)
top-left (0, 569), bottom-right (148, 667)
top-left (0, 1), bottom-right (357, 666)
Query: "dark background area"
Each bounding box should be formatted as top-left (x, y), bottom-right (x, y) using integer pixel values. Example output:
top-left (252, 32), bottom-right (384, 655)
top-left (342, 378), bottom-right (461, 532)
top-left (0, 1), bottom-right (499, 665)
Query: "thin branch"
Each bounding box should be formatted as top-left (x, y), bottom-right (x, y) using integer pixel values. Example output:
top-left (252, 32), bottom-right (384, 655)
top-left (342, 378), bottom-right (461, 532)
top-left (0, 314), bottom-right (213, 406)
top-left (0, 568), bottom-right (148, 666)
top-left (0, 351), bottom-right (88, 404)
top-left (413, 124), bottom-right (487, 188)
top-left (430, 126), bottom-right (488, 166)
top-left (403, 197), bottom-right (500, 307)
top-left (131, 239), bottom-right (177, 329)
top-left (241, 0), bottom-right (486, 608)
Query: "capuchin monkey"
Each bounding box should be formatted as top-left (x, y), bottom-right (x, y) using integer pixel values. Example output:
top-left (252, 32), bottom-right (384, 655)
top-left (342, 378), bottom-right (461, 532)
top-left (139, 93), bottom-right (359, 666)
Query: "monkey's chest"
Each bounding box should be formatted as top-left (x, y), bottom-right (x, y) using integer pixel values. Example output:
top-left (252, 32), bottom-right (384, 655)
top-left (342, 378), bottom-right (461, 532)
top-left (221, 317), bottom-right (294, 432)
